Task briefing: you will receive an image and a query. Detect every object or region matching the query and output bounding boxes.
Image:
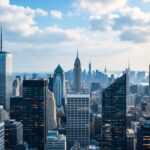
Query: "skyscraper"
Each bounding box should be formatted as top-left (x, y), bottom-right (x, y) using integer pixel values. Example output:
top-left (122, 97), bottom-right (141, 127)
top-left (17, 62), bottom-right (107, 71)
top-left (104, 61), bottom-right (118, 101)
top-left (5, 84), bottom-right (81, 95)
top-left (66, 94), bottom-right (90, 150)
top-left (0, 28), bottom-right (13, 111)
top-left (73, 51), bottom-right (81, 92)
top-left (22, 79), bottom-right (49, 150)
top-left (53, 65), bottom-right (65, 107)
top-left (102, 74), bottom-right (127, 150)
top-left (5, 119), bottom-right (23, 150)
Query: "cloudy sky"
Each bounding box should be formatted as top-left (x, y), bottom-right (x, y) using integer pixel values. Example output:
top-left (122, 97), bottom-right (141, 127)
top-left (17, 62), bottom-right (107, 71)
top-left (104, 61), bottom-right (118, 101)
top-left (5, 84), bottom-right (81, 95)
top-left (0, 0), bottom-right (150, 72)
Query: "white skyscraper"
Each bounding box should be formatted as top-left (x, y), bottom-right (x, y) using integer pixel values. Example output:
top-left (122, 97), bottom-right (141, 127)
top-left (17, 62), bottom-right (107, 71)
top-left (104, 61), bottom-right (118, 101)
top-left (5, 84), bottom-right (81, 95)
top-left (66, 94), bottom-right (90, 150)
top-left (0, 28), bottom-right (13, 111)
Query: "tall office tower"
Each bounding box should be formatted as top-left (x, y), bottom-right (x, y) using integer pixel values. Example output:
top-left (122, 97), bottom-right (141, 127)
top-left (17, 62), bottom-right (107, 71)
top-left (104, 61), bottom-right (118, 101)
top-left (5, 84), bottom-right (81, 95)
top-left (45, 131), bottom-right (66, 150)
top-left (53, 65), bottom-right (65, 107)
top-left (0, 122), bottom-right (4, 150)
top-left (47, 91), bottom-right (57, 130)
top-left (22, 79), bottom-right (49, 150)
top-left (102, 74), bottom-right (127, 150)
top-left (0, 28), bottom-right (13, 111)
top-left (137, 115), bottom-right (150, 150)
top-left (66, 94), bottom-right (90, 150)
top-left (5, 119), bottom-right (23, 150)
top-left (10, 97), bottom-right (23, 122)
top-left (13, 76), bottom-right (22, 96)
top-left (73, 51), bottom-right (81, 92)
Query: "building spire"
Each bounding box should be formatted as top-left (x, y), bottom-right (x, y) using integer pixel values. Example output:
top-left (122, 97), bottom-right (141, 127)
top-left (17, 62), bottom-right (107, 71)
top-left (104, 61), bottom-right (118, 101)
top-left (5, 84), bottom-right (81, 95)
top-left (0, 27), bottom-right (2, 52)
top-left (77, 49), bottom-right (78, 58)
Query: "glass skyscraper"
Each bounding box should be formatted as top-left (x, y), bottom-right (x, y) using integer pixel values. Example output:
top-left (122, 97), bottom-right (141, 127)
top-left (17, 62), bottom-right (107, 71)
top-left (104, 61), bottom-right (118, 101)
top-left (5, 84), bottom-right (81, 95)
top-left (0, 51), bottom-right (13, 111)
top-left (0, 28), bottom-right (13, 111)
top-left (53, 65), bottom-right (65, 107)
top-left (102, 74), bottom-right (127, 150)
top-left (22, 79), bottom-right (49, 150)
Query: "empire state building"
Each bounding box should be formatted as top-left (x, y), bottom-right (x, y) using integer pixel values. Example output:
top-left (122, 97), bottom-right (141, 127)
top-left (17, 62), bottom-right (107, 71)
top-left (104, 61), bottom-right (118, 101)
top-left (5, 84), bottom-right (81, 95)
top-left (73, 51), bottom-right (81, 92)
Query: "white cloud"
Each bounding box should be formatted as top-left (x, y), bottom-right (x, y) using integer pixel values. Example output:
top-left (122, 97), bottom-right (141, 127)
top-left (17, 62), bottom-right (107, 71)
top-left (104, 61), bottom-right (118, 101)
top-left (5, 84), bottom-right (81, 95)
top-left (0, 0), bottom-right (9, 6)
top-left (74, 0), bottom-right (127, 16)
top-left (143, 0), bottom-right (150, 3)
top-left (0, 0), bottom-right (48, 36)
top-left (50, 10), bottom-right (63, 19)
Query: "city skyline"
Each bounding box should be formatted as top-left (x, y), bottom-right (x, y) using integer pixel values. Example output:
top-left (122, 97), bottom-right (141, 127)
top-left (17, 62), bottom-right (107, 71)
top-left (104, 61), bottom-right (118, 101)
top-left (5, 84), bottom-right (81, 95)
top-left (0, 0), bottom-right (150, 72)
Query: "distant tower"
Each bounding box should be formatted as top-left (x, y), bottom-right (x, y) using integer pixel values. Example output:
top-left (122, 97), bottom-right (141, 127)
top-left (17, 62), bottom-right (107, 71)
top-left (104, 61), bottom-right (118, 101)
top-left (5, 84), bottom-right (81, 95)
top-left (53, 65), bottom-right (65, 107)
top-left (88, 61), bottom-right (92, 89)
top-left (0, 27), bottom-right (13, 111)
top-left (73, 51), bottom-right (81, 92)
top-left (104, 66), bottom-right (107, 75)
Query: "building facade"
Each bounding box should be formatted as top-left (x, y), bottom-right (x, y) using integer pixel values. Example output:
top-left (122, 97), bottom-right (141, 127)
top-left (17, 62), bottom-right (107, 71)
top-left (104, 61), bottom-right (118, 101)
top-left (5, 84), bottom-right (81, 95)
top-left (0, 122), bottom-right (4, 150)
top-left (45, 131), bottom-right (66, 150)
top-left (102, 74), bottom-right (127, 150)
top-left (137, 115), bottom-right (150, 150)
top-left (66, 94), bottom-right (90, 150)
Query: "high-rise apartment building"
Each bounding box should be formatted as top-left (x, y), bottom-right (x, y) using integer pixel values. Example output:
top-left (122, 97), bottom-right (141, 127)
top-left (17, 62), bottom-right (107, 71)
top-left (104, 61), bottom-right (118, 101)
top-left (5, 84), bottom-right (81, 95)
top-left (102, 74), bottom-right (127, 150)
top-left (66, 94), bottom-right (90, 150)
top-left (0, 28), bottom-right (12, 111)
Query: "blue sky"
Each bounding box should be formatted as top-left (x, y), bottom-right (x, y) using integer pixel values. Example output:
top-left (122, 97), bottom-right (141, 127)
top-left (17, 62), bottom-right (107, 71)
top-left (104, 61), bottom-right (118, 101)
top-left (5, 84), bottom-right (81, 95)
top-left (0, 0), bottom-right (150, 72)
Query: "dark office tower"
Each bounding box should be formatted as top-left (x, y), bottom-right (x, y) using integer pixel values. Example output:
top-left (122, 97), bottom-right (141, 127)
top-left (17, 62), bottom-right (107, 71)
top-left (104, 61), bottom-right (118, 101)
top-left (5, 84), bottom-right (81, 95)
top-left (23, 79), bottom-right (48, 150)
top-left (73, 51), bottom-right (81, 92)
top-left (10, 97), bottom-right (23, 122)
top-left (137, 115), bottom-right (150, 150)
top-left (0, 28), bottom-right (13, 111)
top-left (48, 74), bottom-right (53, 92)
top-left (102, 74), bottom-right (127, 150)
top-left (5, 119), bottom-right (23, 150)
top-left (149, 64), bottom-right (150, 103)
top-left (53, 65), bottom-right (65, 107)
